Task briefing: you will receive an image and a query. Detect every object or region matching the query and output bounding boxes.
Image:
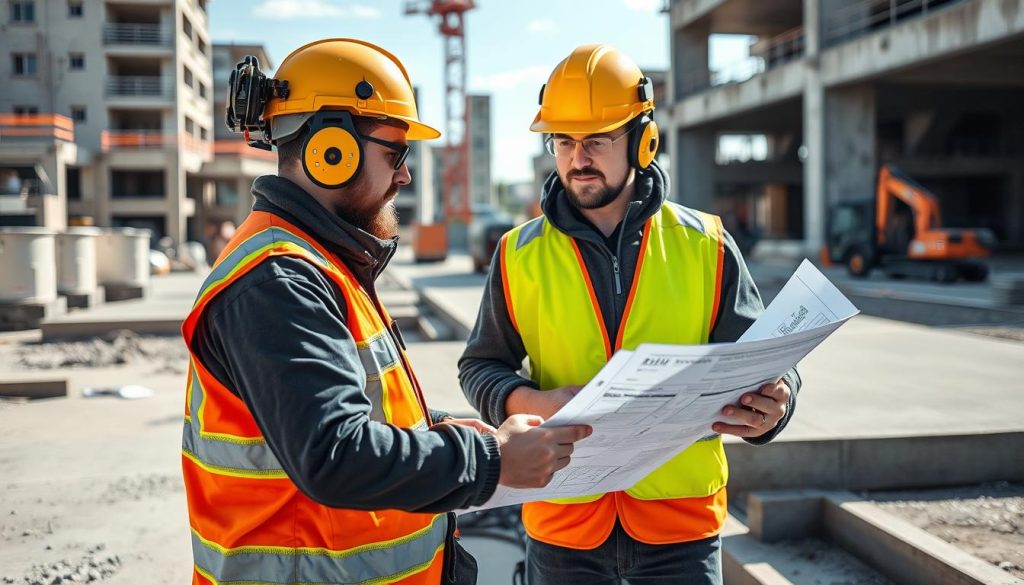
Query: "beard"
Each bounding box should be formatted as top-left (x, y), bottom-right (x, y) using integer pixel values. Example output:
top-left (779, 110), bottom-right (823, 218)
top-left (332, 180), bottom-right (401, 240)
top-left (563, 167), bottom-right (628, 210)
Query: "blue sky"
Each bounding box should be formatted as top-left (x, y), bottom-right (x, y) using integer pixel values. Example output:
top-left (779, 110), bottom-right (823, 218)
top-left (210, 0), bottom-right (749, 183)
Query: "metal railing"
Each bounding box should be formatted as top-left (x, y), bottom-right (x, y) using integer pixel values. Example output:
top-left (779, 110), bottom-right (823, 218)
top-left (823, 0), bottom-right (966, 47)
top-left (0, 114), bottom-right (74, 143)
top-left (679, 27), bottom-right (805, 97)
top-left (103, 23), bottom-right (171, 46)
top-left (105, 76), bottom-right (170, 98)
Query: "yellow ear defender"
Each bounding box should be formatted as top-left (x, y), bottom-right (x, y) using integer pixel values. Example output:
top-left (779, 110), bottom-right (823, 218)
top-left (629, 113), bottom-right (660, 171)
top-left (302, 110), bottom-right (363, 189)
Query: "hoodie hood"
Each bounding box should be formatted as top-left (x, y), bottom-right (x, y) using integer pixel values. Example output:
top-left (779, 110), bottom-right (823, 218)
top-left (251, 175), bottom-right (397, 284)
top-left (540, 160), bottom-right (670, 242)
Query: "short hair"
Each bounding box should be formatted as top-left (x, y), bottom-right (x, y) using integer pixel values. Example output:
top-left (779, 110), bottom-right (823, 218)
top-left (276, 114), bottom-right (409, 170)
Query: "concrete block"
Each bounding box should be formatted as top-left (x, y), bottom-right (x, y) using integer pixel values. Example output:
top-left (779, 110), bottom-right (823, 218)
top-left (747, 490), bottom-right (824, 543)
top-left (103, 284), bottom-right (145, 302)
top-left (822, 492), bottom-right (1024, 585)
top-left (62, 286), bottom-right (105, 310)
top-left (0, 297), bottom-right (67, 331)
top-left (0, 379), bottom-right (67, 399)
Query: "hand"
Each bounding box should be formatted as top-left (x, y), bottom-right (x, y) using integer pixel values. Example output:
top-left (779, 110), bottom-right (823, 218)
top-left (713, 380), bottom-right (791, 438)
top-left (435, 417), bottom-right (497, 434)
top-left (505, 385), bottom-right (583, 420)
top-left (494, 414), bottom-right (592, 489)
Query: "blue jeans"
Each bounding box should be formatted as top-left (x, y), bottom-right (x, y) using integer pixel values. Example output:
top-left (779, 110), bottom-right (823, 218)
top-left (525, 522), bottom-right (722, 585)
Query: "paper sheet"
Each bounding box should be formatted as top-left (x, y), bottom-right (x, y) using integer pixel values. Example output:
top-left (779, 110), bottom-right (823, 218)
top-left (463, 260), bottom-right (858, 512)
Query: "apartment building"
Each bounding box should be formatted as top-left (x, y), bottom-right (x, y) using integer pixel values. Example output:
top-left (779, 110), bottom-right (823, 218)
top-left (1, 0), bottom-right (214, 248)
top-left (668, 0), bottom-right (1024, 253)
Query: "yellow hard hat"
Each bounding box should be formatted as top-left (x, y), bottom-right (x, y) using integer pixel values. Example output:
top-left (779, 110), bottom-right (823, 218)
top-left (531, 44), bottom-right (654, 135)
top-left (265, 38), bottom-right (440, 141)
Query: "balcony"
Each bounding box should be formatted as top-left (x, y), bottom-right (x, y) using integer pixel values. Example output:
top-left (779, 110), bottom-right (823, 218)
top-left (679, 28), bottom-right (805, 97)
top-left (823, 0), bottom-right (967, 47)
top-left (0, 114), bottom-right (74, 143)
top-left (103, 23), bottom-right (172, 47)
top-left (105, 76), bottom-right (172, 100)
top-left (101, 130), bottom-right (212, 157)
top-left (212, 140), bottom-right (277, 162)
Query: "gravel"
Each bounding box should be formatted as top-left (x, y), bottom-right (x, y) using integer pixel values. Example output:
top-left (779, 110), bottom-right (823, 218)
top-left (2, 545), bottom-right (120, 585)
top-left (13, 332), bottom-right (187, 375)
top-left (869, 482), bottom-right (1024, 580)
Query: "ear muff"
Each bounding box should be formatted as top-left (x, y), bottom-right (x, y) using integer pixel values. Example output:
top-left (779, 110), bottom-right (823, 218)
top-left (627, 113), bottom-right (660, 170)
top-left (301, 111), bottom-right (363, 189)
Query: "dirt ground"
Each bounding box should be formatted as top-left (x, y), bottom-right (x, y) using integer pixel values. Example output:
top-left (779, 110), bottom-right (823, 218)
top-left (766, 538), bottom-right (892, 585)
top-left (870, 482), bottom-right (1024, 580)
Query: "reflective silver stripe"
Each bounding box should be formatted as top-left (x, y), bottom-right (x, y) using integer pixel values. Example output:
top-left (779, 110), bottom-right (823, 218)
top-left (515, 217), bottom-right (546, 251)
top-left (184, 367), bottom-right (284, 475)
top-left (357, 333), bottom-right (399, 379)
top-left (666, 202), bottom-right (711, 235)
top-left (363, 377), bottom-right (387, 423)
top-left (196, 226), bottom-right (331, 306)
top-left (192, 514), bottom-right (447, 584)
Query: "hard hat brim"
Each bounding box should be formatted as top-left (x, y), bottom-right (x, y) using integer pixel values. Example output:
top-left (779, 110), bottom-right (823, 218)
top-left (398, 116), bottom-right (441, 141)
top-left (529, 116), bottom-right (630, 135)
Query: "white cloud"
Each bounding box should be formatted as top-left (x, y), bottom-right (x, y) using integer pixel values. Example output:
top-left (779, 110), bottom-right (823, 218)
top-left (624, 0), bottom-right (662, 12)
top-left (527, 19), bottom-right (556, 34)
top-left (472, 66), bottom-right (550, 92)
top-left (252, 0), bottom-right (381, 20)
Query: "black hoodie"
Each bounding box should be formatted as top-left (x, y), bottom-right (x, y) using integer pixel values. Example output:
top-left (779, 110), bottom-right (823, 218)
top-left (190, 175), bottom-right (500, 512)
top-left (459, 162), bottom-right (800, 445)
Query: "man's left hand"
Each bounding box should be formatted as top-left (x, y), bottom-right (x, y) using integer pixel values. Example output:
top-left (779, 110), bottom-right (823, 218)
top-left (437, 418), bottom-right (497, 435)
top-left (713, 380), bottom-right (790, 438)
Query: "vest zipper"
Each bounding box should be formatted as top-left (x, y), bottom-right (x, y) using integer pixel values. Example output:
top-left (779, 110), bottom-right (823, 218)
top-left (611, 255), bottom-right (622, 295)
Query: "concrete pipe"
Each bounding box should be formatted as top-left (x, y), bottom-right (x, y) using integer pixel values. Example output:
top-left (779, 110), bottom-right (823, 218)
top-left (96, 228), bottom-right (152, 288)
top-left (56, 227), bottom-right (101, 295)
top-left (0, 228), bottom-right (58, 305)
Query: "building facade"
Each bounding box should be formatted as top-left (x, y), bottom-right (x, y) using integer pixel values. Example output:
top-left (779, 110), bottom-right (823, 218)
top-left (1, 0), bottom-right (214, 248)
top-left (668, 0), bottom-right (1024, 253)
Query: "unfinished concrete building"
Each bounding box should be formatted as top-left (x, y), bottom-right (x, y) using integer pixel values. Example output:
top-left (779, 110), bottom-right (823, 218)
top-left (668, 0), bottom-right (1024, 255)
top-left (1, 0), bottom-right (214, 247)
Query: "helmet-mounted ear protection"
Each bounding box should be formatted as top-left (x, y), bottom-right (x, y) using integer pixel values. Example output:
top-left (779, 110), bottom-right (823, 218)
top-left (225, 55), bottom-right (290, 151)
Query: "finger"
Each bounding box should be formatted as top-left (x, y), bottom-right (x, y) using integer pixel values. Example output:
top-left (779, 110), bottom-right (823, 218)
top-left (553, 443), bottom-right (574, 459)
top-left (515, 414), bottom-right (545, 427)
top-left (739, 393), bottom-right (780, 415)
top-left (566, 385), bottom-right (584, 396)
top-left (759, 381), bottom-right (790, 401)
top-left (551, 424), bottom-right (591, 443)
top-left (721, 406), bottom-right (763, 428)
top-left (552, 456), bottom-right (571, 472)
top-left (712, 422), bottom-right (762, 437)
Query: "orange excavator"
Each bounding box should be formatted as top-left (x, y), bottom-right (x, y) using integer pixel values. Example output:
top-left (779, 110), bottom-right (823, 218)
top-left (824, 164), bottom-right (994, 282)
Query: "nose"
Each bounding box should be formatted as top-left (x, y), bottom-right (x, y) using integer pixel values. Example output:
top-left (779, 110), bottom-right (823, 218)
top-left (569, 142), bottom-right (593, 169)
top-left (394, 162), bottom-right (412, 186)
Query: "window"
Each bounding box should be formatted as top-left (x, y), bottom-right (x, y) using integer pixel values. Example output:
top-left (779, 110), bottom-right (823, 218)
top-left (198, 81), bottom-right (206, 99)
top-left (70, 106), bottom-right (86, 123)
top-left (198, 0), bottom-right (207, 13)
top-left (215, 179), bottom-right (238, 207)
top-left (199, 127), bottom-right (208, 141)
top-left (69, 53), bottom-right (85, 70)
top-left (10, 1), bottom-right (34, 23)
top-left (13, 105), bottom-right (39, 115)
top-left (184, 116), bottom-right (195, 136)
top-left (197, 37), bottom-right (207, 56)
top-left (67, 1), bottom-right (82, 17)
top-left (182, 15), bottom-right (192, 39)
top-left (12, 53), bottom-right (37, 76)
top-left (183, 65), bottom-right (194, 88)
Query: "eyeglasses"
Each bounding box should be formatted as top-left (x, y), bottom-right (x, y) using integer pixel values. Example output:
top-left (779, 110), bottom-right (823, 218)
top-left (544, 131), bottom-right (630, 158)
top-left (362, 134), bottom-right (410, 170)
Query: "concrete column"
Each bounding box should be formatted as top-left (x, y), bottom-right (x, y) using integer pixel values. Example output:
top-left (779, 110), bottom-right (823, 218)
top-left (825, 85), bottom-right (877, 204)
top-left (166, 161), bottom-right (186, 247)
top-left (95, 161), bottom-right (112, 227)
top-left (675, 128), bottom-right (715, 210)
top-left (673, 21), bottom-right (710, 98)
top-left (802, 0), bottom-right (826, 254)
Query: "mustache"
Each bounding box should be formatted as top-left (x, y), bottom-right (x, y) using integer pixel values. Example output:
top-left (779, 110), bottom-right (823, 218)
top-left (567, 168), bottom-right (605, 181)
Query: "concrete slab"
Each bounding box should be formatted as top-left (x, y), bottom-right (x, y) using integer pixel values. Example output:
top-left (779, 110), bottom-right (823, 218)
top-left (0, 378), bottom-right (67, 399)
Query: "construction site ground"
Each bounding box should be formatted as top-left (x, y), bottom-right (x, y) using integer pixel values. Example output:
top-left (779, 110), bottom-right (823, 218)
top-left (1, 249), bottom-right (1023, 584)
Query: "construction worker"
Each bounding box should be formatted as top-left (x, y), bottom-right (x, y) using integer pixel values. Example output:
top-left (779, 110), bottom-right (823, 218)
top-left (180, 38), bottom-right (590, 585)
top-left (459, 44), bottom-right (801, 584)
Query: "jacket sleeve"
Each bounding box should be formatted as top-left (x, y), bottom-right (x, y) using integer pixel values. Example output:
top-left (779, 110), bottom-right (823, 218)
top-left (458, 243), bottom-right (539, 427)
top-left (710, 229), bottom-right (801, 445)
top-left (192, 257), bottom-right (500, 512)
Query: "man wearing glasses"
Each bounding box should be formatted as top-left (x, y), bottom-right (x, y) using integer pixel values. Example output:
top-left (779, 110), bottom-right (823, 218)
top-left (459, 44), bottom-right (801, 584)
top-left (180, 39), bottom-right (592, 585)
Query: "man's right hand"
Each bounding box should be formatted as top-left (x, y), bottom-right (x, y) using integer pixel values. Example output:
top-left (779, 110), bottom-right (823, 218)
top-left (505, 385), bottom-right (583, 420)
top-left (494, 414), bottom-right (591, 489)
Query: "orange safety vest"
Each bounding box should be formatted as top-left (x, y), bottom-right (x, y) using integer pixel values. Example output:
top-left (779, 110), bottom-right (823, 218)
top-left (181, 210), bottom-right (446, 584)
top-left (501, 204), bottom-right (730, 549)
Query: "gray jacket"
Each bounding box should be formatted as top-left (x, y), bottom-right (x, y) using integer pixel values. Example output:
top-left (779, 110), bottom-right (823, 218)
top-left (459, 162), bottom-right (800, 445)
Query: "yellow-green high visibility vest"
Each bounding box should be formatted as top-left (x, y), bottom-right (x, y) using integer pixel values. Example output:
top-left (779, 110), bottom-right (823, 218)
top-left (500, 202), bottom-right (729, 503)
